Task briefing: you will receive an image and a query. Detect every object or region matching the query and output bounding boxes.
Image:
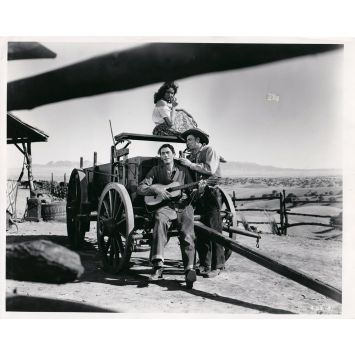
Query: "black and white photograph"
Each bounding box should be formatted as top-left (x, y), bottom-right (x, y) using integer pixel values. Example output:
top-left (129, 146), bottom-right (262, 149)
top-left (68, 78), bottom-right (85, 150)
top-left (3, 39), bottom-right (350, 315)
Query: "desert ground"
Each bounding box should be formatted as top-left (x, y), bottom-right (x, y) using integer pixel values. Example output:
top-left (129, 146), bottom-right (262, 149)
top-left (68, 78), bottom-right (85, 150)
top-left (5, 178), bottom-right (342, 315)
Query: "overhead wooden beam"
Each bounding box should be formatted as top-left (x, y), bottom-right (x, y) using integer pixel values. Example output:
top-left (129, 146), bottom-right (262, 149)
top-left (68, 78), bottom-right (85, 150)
top-left (7, 43), bottom-right (342, 110)
top-left (194, 221), bottom-right (342, 303)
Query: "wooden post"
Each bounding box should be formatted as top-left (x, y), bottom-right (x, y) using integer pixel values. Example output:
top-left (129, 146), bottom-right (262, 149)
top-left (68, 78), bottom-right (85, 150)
top-left (25, 142), bottom-right (35, 196)
top-left (51, 172), bottom-right (54, 194)
top-left (80, 157), bottom-right (83, 168)
top-left (111, 146), bottom-right (121, 183)
top-left (283, 189), bottom-right (288, 235)
top-left (93, 152), bottom-right (97, 167)
top-left (233, 191), bottom-right (236, 208)
top-left (279, 192), bottom-right (284, 234)
top-left (110, 146), bottom-right (115, 182)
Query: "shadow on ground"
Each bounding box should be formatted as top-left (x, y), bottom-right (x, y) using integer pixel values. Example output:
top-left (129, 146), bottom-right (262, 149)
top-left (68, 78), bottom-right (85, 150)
top-left (6, 234), bottom-right (294, 314)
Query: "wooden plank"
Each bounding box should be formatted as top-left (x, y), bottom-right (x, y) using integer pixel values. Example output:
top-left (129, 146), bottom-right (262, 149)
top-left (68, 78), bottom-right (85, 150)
top-left (236, 208), bottom-right (281, 212)
top-left (115, 132), bottom-right (185, 144)
top-left (223, 225), bottom-right (261, 240)
top-left (194, 221), bottom-right (342, 303)
top-left (291, 199), bottom-right (342, 204)
top-left (286, 222), bottom-right (335, 228)
top-left (233, 196), bottom-right (280, 201)
top-left (115, 147), bottom-right (130, 158)
top-left (237, 221), bottom-right (281, 225)
top-left (286, 212), bottom-right (333, 218)
top-left (223, 225), bottom-right (261, 239)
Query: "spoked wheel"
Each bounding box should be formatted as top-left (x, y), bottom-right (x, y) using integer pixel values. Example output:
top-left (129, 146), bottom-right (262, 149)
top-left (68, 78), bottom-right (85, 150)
top-left (219, 186), bottom-right (237, 261)
top-left (66, 169), bottom-right (89, 249)
top-left (97, 183), bottom-right (135, 273)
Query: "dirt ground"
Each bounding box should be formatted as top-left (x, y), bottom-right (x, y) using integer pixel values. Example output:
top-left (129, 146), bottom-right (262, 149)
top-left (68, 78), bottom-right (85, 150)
top-left (5, 188), bottom-right (342, 315)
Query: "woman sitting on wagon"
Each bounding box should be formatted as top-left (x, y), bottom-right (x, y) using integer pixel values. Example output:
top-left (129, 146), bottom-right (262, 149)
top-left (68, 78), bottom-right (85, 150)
top-left (152, 81), bottom-right (198, 136)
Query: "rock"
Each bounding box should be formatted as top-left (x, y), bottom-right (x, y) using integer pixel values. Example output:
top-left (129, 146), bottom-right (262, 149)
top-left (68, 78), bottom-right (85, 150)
top-left (6, 239), bottom-right (84, 283)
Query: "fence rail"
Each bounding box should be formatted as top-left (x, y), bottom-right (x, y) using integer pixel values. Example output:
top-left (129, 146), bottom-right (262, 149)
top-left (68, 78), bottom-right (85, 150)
top-left (230, 189), bottom-right (342, 235)
top-left (235, 208), bottom-right (281, 212)
top-left (285, 212), bottom-right (333, 218)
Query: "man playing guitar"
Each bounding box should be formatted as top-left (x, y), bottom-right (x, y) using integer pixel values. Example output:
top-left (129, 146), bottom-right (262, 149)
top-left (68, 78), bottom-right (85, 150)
top-left (137, 143), bottom-right (201, 288)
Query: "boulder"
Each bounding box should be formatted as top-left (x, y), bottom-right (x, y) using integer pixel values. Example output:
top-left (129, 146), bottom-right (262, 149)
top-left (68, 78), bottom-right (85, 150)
top-left (6, 239), bottom-right (84, 283)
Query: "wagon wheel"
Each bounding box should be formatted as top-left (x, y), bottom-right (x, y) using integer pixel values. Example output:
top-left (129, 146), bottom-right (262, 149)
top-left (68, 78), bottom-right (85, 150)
top-left (219, 186), bottom-right (237, 261)
top-left (66, 169), bottom-right (89, 249)
top-left (97, 183), bottom-right (135, 273)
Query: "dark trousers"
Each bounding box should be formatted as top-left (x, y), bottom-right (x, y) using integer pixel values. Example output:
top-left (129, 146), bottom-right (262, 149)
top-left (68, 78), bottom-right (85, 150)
top-left (195, 186), bottom-right (225, 270)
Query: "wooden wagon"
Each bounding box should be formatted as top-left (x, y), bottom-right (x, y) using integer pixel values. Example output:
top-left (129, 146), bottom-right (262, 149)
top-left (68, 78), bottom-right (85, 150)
top-left (66, 132), bottom-right (236, 274)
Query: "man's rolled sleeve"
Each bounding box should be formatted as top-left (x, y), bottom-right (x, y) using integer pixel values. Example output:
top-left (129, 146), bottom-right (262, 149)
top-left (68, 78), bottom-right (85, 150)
top-left (137, 168), bottom-right (157, 196)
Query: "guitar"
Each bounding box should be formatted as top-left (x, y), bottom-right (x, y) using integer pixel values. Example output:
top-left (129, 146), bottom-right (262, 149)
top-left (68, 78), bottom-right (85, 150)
top-left (144, 181), bottom-right (201, 211)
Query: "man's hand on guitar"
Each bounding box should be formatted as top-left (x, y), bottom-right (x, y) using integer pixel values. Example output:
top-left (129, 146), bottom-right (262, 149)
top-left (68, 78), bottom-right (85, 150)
top-left (152, 186), bottom-right (172, 200)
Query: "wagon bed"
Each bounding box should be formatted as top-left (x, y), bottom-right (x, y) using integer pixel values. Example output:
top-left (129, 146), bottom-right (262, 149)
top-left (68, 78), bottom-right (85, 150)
top-left (66, 132), bottom-right (236, 276)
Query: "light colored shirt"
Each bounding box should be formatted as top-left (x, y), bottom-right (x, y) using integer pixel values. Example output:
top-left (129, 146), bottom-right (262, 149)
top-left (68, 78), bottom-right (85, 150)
top-left (152, 100), bottom-right (172, 125)
top-left (188, 145), bottom-right (221, 179)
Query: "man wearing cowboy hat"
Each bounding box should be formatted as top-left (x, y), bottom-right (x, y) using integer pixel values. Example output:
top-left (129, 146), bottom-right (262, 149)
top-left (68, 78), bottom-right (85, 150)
top-left (179, 128), bottom-right (225, 278)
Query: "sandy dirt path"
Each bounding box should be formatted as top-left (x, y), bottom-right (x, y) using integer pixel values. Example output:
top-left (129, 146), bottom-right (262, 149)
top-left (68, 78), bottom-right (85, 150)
top-left (6, 217), bottom-right (341, 315)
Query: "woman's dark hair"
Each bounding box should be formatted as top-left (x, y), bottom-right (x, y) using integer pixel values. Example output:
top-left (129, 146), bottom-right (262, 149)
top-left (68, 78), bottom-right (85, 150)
top-left (154, 81), bottom-right (178, 104)
top-left (158, 144), bottom-right (175, 155)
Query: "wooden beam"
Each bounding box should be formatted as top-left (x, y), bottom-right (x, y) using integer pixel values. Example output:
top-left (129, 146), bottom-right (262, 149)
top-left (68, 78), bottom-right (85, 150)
top-left (235, 208), bottom-right (281, 212)
top-left (8, 43), bottom-right (342, 110)
top-left (285, 222), bottom-right (335, 228)
top-left (233, 196), bottom-right (280, 201)
top-left (14, 143), bottom-right (25, 155)
top-left (286, 212), bottom-right (334, 218)
top-left (194, 221), bottom-right (342, 303)
top-left (115, 132), bottom-right (185, 144)
top-left (223, 225), bottom-right (262, 239)
top-left (26, 142), bottom-right (35, 195)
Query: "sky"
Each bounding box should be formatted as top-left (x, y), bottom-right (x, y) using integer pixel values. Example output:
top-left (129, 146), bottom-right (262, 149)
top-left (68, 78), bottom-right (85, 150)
top-left (6, 41), bottom-right (344, 171)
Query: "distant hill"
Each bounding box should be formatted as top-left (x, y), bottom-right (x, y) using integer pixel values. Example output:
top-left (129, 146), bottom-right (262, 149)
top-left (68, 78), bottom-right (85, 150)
top-left (7, 160), bottom-right (342, 181)
top-left (32, 160), bottom-right (93, 168)
top-left (222, 161), bottom-right (342, 177)
top-left (7, 160), bottom-right (95, 181)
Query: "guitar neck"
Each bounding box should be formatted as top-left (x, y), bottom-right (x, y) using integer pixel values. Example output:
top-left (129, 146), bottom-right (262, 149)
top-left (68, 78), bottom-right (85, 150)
top-left (167, 181), bottom-right (199, 192)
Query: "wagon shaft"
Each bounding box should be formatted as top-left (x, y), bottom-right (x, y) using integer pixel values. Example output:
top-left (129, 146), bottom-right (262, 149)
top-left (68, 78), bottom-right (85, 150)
top-left (194, 221), bottom-right (342, 303)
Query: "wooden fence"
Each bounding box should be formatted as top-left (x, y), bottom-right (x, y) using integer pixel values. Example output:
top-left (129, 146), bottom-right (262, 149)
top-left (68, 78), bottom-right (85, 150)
top-left (230, 189), bottom-right (342, 235)
top-left (7, 180), bottom-right (19, 217)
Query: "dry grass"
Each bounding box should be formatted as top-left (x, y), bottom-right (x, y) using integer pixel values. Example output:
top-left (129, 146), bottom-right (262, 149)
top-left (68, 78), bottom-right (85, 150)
top-left (263, 211), bottom-right (281, 235)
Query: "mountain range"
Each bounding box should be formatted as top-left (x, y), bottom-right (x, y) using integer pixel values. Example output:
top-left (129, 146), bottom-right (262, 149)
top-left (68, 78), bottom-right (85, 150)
top-left (7, 160), bottom-right (342, 180)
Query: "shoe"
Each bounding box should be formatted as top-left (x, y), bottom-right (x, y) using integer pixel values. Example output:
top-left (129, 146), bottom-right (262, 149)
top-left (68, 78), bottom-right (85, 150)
top-left (205, 268), bottom-right (223, 278)
top-left (149, 267), bottom-right (164, 281)
top-left (196, 266), bottom-right (210, 277)
top-left (185, 269), bottom-right (197, 289)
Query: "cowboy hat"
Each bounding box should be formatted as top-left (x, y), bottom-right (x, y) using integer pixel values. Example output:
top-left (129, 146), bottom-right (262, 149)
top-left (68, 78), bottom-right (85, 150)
top-left (180, 128), bottom-right (209, 145)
